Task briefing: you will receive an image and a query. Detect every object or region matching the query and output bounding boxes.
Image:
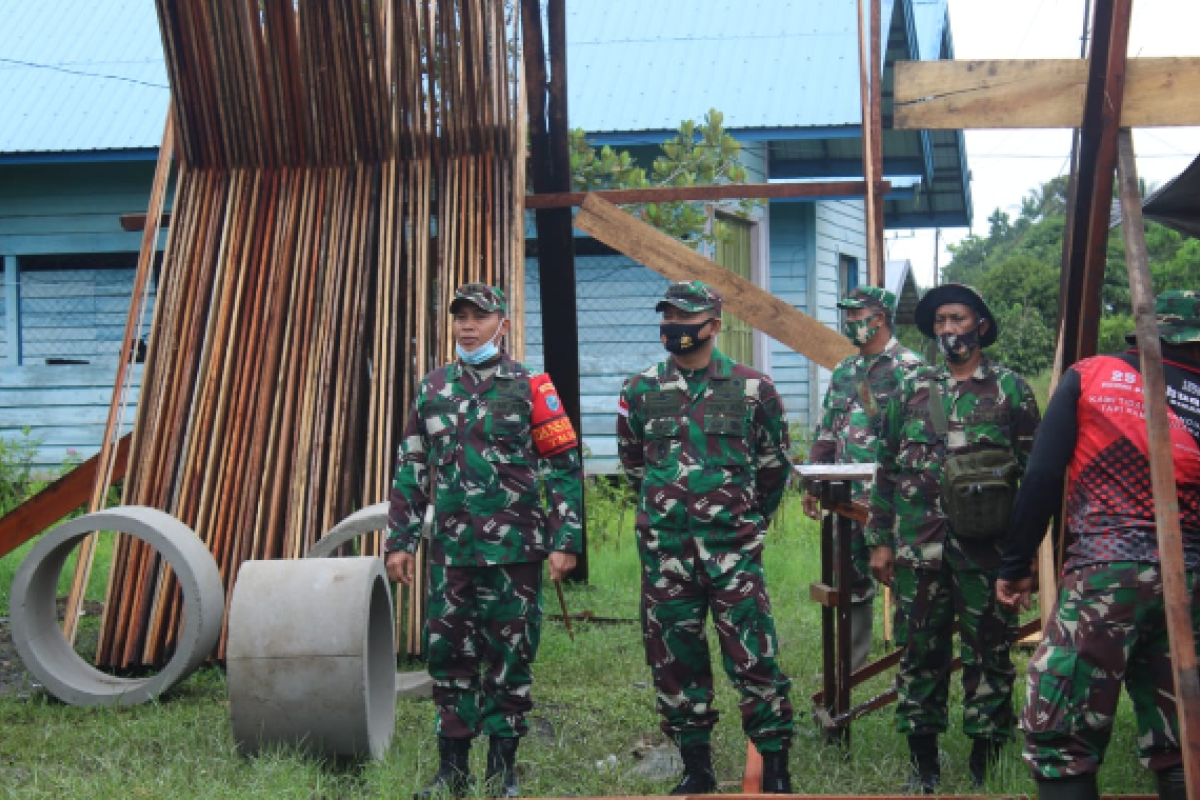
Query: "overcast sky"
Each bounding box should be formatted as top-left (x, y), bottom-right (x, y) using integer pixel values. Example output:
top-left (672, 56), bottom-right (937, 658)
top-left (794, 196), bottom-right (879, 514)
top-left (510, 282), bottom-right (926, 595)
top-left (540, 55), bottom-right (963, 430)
top-left (886, 0), bottom-right (1200, 286)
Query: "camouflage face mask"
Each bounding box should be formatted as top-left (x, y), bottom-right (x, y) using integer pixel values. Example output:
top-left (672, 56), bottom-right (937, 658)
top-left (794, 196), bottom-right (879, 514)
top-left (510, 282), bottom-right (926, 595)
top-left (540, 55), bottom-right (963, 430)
top-left (937, 323), bottom-right (982, 364)
top-left (843, 313), bottom-right (882, 346)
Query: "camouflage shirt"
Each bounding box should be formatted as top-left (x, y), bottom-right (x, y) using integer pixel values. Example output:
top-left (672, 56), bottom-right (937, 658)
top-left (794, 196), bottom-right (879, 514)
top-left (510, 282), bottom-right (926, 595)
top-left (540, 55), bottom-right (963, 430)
top-left (865, 357), bottom-right (1041, 571)
top-left (809, 337), bottom-right (924, 501)
top-left (616, 349), bottom-right (792, 577)
top-left (386, 354), bottom-right (584, 565)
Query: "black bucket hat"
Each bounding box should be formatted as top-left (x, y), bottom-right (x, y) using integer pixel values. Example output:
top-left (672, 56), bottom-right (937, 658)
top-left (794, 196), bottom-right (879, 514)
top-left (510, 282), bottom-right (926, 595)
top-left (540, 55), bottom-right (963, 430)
top-left (914, 283), bottom-right (999, 348)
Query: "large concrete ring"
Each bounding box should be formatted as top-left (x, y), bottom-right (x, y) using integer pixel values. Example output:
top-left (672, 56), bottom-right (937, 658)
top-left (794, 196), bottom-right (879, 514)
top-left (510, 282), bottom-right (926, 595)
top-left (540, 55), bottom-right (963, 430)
top-left (9, 506), bottom-right (224, 706)
top-left (305, 501), bottom-right (389, 558)
top-left (227, 557), bottom-right (396, 760)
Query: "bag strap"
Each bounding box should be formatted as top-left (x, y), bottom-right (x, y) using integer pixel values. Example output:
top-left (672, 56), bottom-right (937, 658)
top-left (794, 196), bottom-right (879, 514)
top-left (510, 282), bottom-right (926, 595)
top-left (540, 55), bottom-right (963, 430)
top-left (926, 382), bottom-right (949, 440)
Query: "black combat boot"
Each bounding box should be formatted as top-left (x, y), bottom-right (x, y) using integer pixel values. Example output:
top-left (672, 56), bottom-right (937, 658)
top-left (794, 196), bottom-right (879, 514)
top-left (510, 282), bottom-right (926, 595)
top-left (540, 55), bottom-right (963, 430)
top-left (415, 736), bottom-right (473, 799)
top-left (906, 733), bottom-right (940, 795)
top-left (1155, 766), bottom-right (1187, 800)
top-left (968, 737), bottom-right (1005, 788)
top-left (760, 746), bottom-right (793, 794)
top-left (670, 743), bottom-right (718, 795)
top-left (1035, 774), bottom-right (1100, 800)
top-left (486, 736), bottom-right (521, 799)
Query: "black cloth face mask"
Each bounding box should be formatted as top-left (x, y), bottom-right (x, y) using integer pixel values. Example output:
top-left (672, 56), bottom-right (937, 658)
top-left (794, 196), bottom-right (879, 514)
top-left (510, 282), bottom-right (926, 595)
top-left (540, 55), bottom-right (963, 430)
top-left (937, 323), bottom-right (982, 364)
top-left (660, 319), bottom-right (714, 354)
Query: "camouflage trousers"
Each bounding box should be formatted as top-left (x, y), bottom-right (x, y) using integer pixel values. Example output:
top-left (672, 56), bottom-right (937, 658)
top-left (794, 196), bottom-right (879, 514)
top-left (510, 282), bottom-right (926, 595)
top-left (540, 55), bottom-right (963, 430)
top-left (893, 551), bottom-right (1017, 739)
top-left (1021, 562), bottom-right (1200, 778)
top-left (425, 561), bottom-right (542, 739)
top-left (640, 548), bottom-right (794, 752)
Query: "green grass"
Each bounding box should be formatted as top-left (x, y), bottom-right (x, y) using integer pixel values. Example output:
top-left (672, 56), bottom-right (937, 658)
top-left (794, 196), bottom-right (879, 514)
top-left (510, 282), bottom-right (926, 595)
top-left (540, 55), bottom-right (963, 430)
top-left (1, 532), bottom-right (115, 618)
top-left (0, 490), bottom-right (1157, 798)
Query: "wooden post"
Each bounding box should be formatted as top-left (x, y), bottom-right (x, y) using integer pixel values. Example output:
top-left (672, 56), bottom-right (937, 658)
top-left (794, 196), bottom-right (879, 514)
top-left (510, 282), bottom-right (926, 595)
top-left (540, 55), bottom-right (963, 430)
top-left (3, 255), bottom-right (17, 366)
top-left (1116, 128), bottom-right (1200, 798)
top-left (521, 0), bottom-right (587, 580)
top-left (1058, 0), bottom-right (1132, 371)
top-left (856, 0), bottom-right (884, 287)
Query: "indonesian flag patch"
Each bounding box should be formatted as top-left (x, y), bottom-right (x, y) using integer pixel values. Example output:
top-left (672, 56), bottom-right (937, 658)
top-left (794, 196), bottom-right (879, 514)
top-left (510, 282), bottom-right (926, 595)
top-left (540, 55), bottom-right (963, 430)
top-left (529, 373), bottom-right (579, 457)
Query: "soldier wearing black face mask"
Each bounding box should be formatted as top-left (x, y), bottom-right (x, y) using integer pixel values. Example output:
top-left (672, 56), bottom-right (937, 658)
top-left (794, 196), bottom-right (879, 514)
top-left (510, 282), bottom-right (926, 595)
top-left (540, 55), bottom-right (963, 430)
top-left (616, 280), bottom-right (795, 795)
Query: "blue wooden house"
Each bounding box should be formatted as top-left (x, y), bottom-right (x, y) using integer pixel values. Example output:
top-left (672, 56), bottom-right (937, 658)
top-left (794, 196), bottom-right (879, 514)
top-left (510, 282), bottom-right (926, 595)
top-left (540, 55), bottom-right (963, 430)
top-left (0, 0), bottom-right (968, 475)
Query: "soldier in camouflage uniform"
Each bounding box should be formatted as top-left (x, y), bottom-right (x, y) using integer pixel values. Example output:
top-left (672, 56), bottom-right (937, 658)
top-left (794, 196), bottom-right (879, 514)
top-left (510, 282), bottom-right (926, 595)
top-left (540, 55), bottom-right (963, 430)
top-left (806, 286), bottom-right (924, 671)
top-left (996, 291), bottom-right (1200, 800)
top-left (386, 283), bottom-right (584, 799)
top-left (617, 281), bottom-right (795, 795)
top-left (865, 283), bottom-right (1040, 792)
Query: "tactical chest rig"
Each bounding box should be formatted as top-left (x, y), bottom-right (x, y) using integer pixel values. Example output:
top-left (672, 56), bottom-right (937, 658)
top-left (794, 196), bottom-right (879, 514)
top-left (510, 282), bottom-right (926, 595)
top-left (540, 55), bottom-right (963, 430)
top-left (927, 383), bottom-right (1020, 541)
top-left (642, 378), bottom-right (749, 464)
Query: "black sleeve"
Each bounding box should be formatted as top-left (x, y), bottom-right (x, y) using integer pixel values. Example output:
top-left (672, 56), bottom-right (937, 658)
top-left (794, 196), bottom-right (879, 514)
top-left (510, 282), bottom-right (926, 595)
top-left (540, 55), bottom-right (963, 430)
top-left (999, 368), bottom-right (1082, 580)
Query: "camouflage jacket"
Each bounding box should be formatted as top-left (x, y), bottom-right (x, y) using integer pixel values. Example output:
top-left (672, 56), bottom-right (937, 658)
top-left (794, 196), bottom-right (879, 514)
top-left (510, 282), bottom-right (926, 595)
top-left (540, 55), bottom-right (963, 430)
top-left (616, 349), bottom-right (791, 576)
top-left (808, 337), bottom-right (924, 501)
top-left (865, 357), bottom-right (1040, 571)
top-left (386, 354), bottom-right (584, 566)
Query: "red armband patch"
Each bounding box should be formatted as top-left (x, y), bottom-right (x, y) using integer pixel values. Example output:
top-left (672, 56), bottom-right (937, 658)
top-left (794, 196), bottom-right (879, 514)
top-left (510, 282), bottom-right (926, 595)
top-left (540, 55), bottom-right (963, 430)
top-left (530, 373), bottom-right (579, 457)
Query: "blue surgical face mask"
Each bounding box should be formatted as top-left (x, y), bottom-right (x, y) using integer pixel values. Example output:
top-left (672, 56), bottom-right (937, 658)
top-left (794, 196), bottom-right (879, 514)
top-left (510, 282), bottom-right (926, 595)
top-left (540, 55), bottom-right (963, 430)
top-left (456, 319), bottom-right (506, 365)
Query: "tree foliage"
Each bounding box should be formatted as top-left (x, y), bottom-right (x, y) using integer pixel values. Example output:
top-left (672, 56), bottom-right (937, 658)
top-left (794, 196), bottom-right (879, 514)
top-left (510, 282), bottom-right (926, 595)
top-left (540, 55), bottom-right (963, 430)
top-left (940, 175), bottom-right (1200, 376)
top-left (568, 109), bottom-right (761, 249)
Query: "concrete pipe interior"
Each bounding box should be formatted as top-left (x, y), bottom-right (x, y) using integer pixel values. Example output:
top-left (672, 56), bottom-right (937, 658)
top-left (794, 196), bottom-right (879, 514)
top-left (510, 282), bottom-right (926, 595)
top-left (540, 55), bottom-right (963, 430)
top-left (8, 506), bottom-right (224, 706)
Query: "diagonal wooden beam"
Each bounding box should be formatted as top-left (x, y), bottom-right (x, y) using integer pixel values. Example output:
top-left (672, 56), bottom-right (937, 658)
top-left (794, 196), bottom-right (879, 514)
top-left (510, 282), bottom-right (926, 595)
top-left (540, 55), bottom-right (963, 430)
top-left (0, 434), bottom-right (131, 561)
top-left (573, 195), bottom-right (856, 370)
top-left (524, 180), bottom-right (890, 209)
top-left (893, 57), bottom-right (1200, 130)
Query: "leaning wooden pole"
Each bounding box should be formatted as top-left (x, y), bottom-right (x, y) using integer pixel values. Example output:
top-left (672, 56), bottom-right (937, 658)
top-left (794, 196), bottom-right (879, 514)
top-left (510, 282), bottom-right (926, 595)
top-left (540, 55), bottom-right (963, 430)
top-left (856, 0), bottom-right (883, 287)
top-left (1116, 128), bottom-right (1200, 797)
top-left (61, 117), bottom-right (176, 644)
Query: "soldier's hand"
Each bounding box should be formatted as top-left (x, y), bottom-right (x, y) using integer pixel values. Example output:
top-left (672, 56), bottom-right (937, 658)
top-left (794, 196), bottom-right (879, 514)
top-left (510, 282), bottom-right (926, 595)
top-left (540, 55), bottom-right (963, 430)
top-left (996, 577), bottom-right (1033, 613)
top-left (548, 552), bottom-right (577, 582)
top-left (386, 551), bottom-right (416, 585)
top-left (803, 494), bottom-right (821, 520)
top-left (869, 546), bottom-right (895, 586)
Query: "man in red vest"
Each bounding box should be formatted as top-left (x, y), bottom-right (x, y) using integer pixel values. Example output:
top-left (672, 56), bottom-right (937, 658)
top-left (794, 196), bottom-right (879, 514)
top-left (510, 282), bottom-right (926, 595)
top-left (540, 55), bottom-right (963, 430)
top-left (997, 291), bottom-right (1200, 800)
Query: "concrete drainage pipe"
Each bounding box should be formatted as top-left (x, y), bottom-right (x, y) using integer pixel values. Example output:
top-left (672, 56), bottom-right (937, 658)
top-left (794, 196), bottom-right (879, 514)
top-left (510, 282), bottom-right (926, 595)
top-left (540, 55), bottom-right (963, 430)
top-left (9, 506), bottom-right (224, 706)
top-left (227, 557), bottom-right (395, 760)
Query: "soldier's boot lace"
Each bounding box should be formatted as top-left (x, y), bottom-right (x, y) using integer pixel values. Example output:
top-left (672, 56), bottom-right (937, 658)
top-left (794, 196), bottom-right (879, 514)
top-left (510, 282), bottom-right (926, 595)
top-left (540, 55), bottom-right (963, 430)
top-left (760, 746), bottom-right (793, 794)
top-left (670, 744), bottom-right (718, 795)
top-left (1155, 766), bottom-right (1186, 800)
top-left (968, 737), bottom-right (1005, 788)
top-left (485, 736), bottom-right (521, 799)
top-left (1035, 774), bottom-right (1100, 800)
top-left (416, 736), bottom-right (473, 800)
top-left (905, 734), bottom-right (940, 795)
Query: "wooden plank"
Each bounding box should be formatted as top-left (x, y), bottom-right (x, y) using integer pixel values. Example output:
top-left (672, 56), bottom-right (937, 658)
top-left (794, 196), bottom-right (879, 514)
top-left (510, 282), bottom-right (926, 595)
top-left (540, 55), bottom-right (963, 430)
top-left (524, 180), bottom-right (890, 209)
top-left (573, 195), bottom-right (857, 370)
top-left (809, 583), bottom-right (840, 608)
top-left (894, 57), bottom-right (1200, 129)
top-left (1116, 128), bottom-right (1200, 798)
top-left (119, 213), bottom-right (173, 232)
top-left (0, 433), bottom-right (131, 560)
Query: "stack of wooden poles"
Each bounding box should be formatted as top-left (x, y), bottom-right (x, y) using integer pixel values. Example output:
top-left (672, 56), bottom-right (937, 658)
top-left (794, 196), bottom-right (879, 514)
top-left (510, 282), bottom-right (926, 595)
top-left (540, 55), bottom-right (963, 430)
top-left (80, 0), bottom-right (524, 668)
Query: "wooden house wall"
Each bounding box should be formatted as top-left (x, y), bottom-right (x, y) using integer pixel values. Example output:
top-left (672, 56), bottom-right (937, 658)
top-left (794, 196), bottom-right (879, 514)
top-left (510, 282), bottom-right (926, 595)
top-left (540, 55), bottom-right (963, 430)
top-left (0, 160), bottom-right (161, 472)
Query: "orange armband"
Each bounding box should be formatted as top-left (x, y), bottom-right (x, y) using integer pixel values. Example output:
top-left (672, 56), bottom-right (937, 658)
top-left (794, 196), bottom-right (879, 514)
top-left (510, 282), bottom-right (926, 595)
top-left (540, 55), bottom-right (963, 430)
top-left (529, 373), bottom-right (579, 457)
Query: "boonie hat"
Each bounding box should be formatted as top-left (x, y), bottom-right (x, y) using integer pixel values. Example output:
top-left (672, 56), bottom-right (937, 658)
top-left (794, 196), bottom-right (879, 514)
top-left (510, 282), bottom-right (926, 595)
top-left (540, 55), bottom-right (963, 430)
top-left (1125, 290), bottom-right (1200, 346)
top-left (914, 282), bottom-right (999, 348)
top-left (838, 286), bottom-right (897, 315)
top-left (450, 283), bottom-right (508, 315)
top-left (655, 281), bottom-right (723, 314)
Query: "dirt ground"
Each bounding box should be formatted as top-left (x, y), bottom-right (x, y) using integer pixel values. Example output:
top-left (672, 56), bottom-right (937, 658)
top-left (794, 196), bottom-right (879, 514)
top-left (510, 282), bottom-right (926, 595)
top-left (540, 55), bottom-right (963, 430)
top-left (0, 600), bottom-right (105, 699)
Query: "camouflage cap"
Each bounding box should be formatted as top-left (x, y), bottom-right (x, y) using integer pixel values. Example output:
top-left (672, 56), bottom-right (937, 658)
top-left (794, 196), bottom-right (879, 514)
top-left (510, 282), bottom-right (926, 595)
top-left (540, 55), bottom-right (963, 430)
top-left (654, 280), bottom-right (723, 314)
top-left (914, 282), bottom-right (999, 347)
top-left (1125, 290), bottom-right (1200, 345)
top-left (449, 282), bottom-right (508, 315)
top-left (837, 286), bottom-right (897, 315)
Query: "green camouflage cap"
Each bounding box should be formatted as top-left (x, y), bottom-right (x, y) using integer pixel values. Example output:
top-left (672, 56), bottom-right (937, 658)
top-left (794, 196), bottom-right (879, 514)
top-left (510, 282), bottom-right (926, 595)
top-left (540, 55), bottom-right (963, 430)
top-left (450, 282), bottom-right (508, 315)
top-left (655, 280), bottom-right (723, 314)
top-left (1125, 290), bottom-right (1200, 345)
top-left (837, 286), bottom-right (897, 315)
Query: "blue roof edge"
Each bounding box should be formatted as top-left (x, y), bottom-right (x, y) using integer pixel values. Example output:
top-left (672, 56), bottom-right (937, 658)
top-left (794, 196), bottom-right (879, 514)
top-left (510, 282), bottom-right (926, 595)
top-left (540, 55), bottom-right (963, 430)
top-left (0, 148), bottom-right (160, 165)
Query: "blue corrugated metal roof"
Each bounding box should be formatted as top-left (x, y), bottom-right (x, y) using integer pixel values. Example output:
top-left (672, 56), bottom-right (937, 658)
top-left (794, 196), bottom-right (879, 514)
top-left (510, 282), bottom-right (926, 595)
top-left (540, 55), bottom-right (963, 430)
top-left (911, 0), bottom-right (949, 60)
top-left (0, 1), bottom-right (169, 154)
top-left (569, 0), bottom-right (944, 136)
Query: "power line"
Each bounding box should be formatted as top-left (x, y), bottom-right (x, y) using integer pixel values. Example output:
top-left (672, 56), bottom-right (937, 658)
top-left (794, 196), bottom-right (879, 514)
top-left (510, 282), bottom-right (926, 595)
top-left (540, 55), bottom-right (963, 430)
top-left (0, 57), bottom-right (168, 90)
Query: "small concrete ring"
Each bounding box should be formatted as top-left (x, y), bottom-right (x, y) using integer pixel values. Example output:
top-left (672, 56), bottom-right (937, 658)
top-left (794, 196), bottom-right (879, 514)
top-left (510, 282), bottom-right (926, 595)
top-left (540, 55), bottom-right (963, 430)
top-left (9, 506), bottom-right (224, 706)
top-left (305, 501), bottom-right (389, 559)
